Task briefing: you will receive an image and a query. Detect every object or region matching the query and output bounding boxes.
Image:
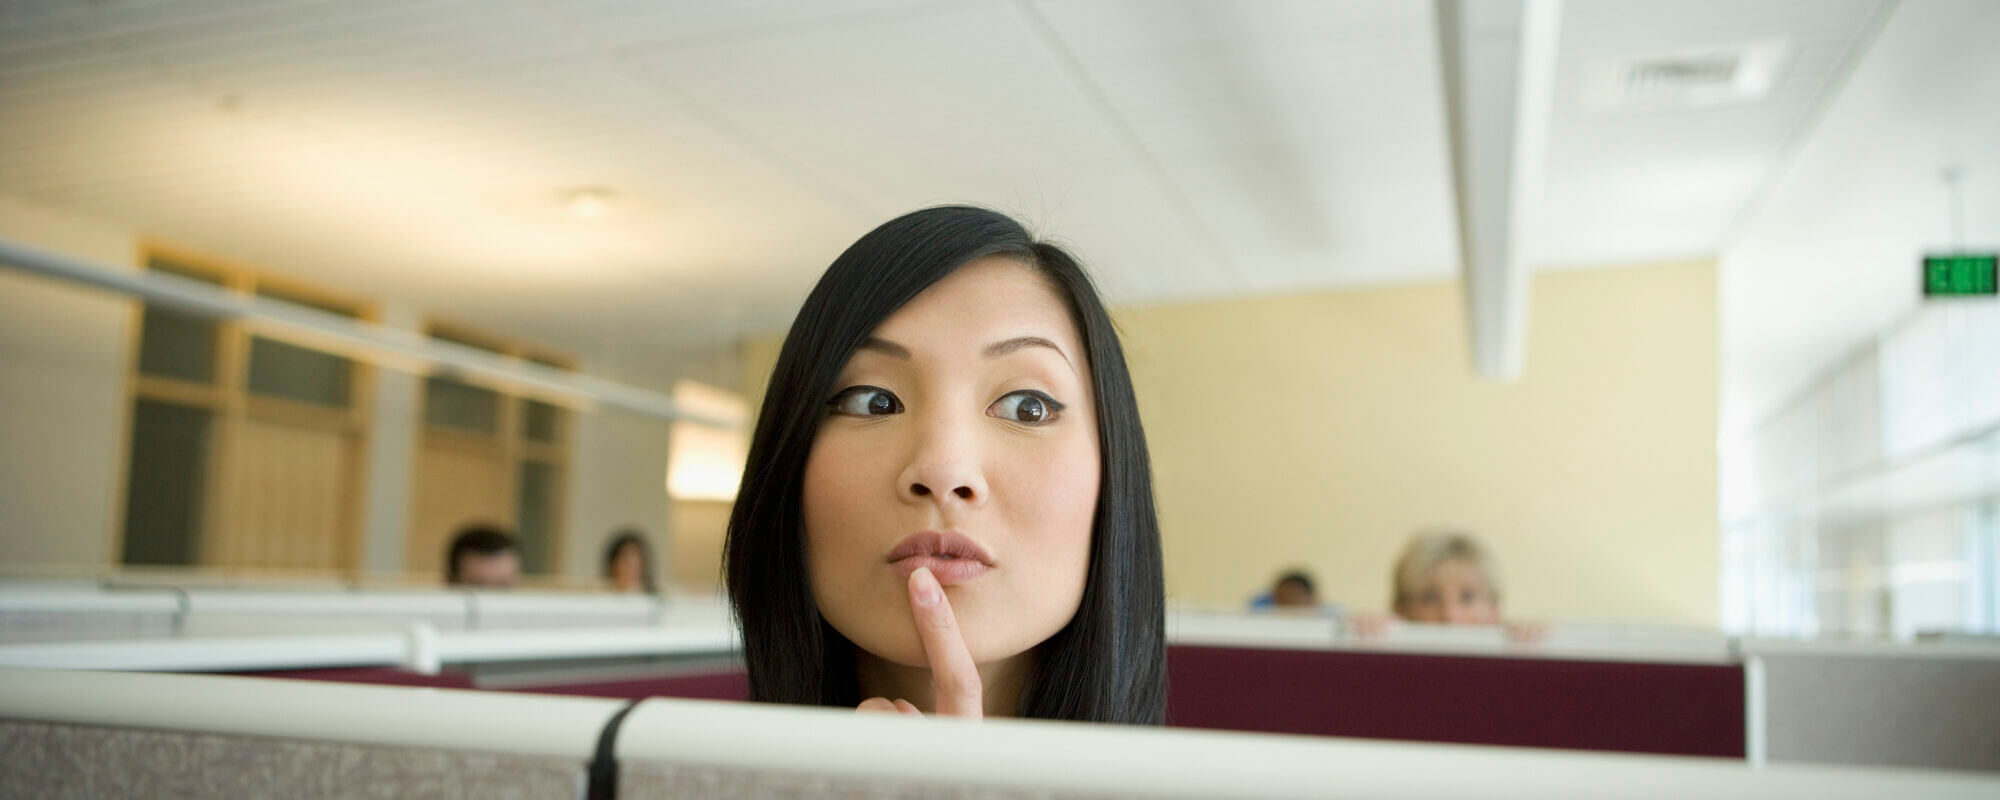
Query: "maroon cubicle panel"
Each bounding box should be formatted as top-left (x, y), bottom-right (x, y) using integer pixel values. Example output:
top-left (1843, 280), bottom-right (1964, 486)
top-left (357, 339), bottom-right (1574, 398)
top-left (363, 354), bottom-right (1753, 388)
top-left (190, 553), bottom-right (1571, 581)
top-left (219, 666), bottom-right (476, 689)
top-left (1165, 645), bottom-right (1745, 758)
top-left (229, 665), bottom-right (747, 702)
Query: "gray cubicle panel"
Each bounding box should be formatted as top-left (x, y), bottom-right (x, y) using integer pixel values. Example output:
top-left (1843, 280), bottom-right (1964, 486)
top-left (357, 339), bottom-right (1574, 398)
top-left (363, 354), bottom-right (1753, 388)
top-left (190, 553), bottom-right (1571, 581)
top-left (1754, 642), bottom-right (2000, 772)
top-left (0, 668), bottom-right (621, 799)
top-left (0, 585), bottom-right (182, 644)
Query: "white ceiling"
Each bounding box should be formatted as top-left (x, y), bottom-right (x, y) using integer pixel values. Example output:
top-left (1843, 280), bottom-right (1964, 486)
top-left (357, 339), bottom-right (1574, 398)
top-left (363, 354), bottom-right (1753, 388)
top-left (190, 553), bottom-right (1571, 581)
top-left (1721, 0), bottom-right (2000, 438)
top-left (0, 0), bottom-right (1890, 395)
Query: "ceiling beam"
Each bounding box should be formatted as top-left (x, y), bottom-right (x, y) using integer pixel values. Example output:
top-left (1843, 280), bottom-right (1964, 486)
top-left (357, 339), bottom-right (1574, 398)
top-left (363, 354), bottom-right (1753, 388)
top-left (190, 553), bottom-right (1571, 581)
top-left (1434, 0), bottom-right (1562, 381)
top-left (0, 237), bottom-right (743, 430)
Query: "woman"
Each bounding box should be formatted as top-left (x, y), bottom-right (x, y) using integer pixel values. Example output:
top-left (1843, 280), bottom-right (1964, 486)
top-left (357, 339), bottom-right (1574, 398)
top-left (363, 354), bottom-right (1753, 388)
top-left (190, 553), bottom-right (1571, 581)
top-left (1348, 530), bottom-right (1545, 642)
top-left (723, 206), bottom-right (1164, 723)
top-left (603, 529), bottom-right (657, 594)
top-left (1391, 531), bottom-right (1503, 625)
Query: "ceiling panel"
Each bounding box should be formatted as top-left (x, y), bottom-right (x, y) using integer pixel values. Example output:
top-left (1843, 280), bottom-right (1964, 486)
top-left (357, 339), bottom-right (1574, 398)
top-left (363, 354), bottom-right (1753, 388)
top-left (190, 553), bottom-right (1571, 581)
top-left (1535, 0), bottom-right (1887, 268)
top-left (0, 0), bottom-right (1902, 401)
top-left (1026, 0), bottom-right (1457, 294)
top-left (616, 0), bottom-right (1240, 304)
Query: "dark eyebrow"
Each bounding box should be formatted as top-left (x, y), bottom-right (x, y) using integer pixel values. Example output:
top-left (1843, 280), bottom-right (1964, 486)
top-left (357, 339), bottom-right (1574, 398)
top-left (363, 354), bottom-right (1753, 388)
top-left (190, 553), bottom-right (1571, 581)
top-left (985, 336), bottom-right (1072, 368)
top-left (859, 335), bottom-right (1073, 368)
top-left (858, 337), bottom-right (911, 359)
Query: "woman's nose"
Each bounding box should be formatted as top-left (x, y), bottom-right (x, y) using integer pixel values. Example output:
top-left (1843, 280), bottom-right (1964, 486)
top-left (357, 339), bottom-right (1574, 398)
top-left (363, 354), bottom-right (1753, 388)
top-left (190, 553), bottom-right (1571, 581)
top-left (896, 413), bottom-right (987, 508)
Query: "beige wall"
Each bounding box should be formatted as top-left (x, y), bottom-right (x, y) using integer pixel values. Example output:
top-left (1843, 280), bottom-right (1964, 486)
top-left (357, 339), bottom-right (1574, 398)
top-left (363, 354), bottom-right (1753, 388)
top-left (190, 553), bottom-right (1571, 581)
top-left (565, 407), bottom-right (675, 586)
top-left (1121, 262), bottom-right (1717, 624)
top-left (668, 499), bottom-right (732, 594)
top-left (736, 260), bottom-right (1719, 626)
top-left (0, 195), bottom-right (135, 570)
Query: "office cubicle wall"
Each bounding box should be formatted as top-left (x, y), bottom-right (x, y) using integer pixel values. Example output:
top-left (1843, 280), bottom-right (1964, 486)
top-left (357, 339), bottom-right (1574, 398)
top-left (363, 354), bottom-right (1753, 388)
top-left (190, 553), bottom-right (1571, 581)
top-left (0, 669), bottom-right (620, 799)
top-left (10, 668), bottom-right (1995, 799)
top-left (8, 584), bottom-right (2000, 774)
top-left (1167, 644), bottom-right (1745, 757)
top-left (1754, 641), bottom-right (2000, 772)
top-left (608, 693), bottom-right (2000, 799)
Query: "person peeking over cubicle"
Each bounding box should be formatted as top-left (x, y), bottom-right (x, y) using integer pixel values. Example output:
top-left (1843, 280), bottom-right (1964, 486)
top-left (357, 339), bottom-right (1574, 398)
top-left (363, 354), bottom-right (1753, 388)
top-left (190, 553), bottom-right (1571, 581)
top-left (445, 524), bottom-right (520, 589)
top-left (723, 206), bottom-right (1166, 723)
top-left (1249, 568), bottom-right (1341, 617)
top-left (1394, 531), bottom-right (1502, 625)
top-left (603, 528), bottom-right (658, 594)
top-left (1349, 530), bottom-right (1544, 642)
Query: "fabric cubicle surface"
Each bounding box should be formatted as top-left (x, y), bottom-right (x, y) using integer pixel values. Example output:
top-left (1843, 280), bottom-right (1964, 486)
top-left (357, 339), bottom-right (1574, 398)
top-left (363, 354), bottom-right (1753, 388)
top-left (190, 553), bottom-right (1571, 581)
top-left (0, 668), bottom-right (624, 799)
top-left (1166, 644), bottom-right (1746, 758)
top-left (1754, 641), bottom-right (2000, 772)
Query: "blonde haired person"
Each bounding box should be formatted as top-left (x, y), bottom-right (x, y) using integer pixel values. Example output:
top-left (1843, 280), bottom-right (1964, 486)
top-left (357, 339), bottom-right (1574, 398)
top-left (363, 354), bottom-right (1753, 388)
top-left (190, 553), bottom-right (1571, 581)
top-left (1349, 530), bottom-right (1544, 642)
top-left (1392, 530), bottom-right (1502, 624)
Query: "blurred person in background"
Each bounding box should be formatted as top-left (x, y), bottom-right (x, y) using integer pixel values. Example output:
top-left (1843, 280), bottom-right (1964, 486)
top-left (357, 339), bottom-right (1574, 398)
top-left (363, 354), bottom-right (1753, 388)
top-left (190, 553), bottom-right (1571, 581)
top-left (1392, 531), bottom-right (1503, 624)
top-left (603, 528), bottom-right (658, 594)
top-left (1249, 568), bottom-right (1339, 616)
top-left (1349, 530), bottom-right (1543, 642)
top-left (445, 525), bottom-right (520, 588)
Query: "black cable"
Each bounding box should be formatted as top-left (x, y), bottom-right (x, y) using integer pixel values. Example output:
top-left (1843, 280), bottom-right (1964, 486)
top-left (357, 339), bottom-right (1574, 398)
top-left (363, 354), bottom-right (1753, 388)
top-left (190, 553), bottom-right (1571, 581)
top-left (586, 698), bottom-right (643, 800)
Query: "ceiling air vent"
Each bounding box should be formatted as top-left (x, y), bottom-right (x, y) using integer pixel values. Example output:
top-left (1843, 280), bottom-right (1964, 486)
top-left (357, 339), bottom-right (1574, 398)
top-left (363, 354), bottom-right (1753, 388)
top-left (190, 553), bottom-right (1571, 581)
top-left (1583, 39), bottom-right (1789, 111)
top-left (1628, 56), bottom-right (1739, 92)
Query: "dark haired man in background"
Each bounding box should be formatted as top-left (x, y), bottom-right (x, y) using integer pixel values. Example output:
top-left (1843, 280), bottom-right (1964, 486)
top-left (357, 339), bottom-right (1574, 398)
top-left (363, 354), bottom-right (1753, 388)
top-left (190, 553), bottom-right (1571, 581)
top-left (445, 525), bottom-right (519, 588)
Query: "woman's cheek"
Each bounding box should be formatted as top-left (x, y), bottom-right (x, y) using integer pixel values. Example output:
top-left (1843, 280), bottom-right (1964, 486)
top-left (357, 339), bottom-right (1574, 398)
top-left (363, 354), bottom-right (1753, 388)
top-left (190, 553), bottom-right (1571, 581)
top-left (1012, 433), bottom-right (1100, 623)
top-left (801, 437), bottom-right (887, 618)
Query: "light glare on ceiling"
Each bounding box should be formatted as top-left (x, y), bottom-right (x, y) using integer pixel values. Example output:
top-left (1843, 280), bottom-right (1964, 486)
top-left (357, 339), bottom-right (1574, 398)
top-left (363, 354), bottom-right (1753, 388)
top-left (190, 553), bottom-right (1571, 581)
top-left (567, 187), bottom-right (613, 220)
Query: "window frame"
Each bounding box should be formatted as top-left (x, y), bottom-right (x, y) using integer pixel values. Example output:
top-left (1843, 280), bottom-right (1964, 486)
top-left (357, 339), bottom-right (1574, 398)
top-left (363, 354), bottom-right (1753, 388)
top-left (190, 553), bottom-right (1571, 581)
top-left (112, 240), bottom-right (378, 574)
top-left (414, 318), bottom-right (575, 579)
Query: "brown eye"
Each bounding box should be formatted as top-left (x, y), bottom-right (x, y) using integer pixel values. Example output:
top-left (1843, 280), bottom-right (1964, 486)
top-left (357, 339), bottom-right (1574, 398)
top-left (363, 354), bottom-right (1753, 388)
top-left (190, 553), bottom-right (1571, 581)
top-left (988, 390), bottom-right (1065, 426)
top-left (829, 386), bottom-right (902, 416)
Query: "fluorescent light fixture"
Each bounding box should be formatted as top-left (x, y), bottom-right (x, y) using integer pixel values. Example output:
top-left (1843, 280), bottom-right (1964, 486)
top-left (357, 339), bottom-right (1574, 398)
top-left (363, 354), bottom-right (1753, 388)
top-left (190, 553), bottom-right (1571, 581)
top-left (665, 381), bottom-right (750, 502)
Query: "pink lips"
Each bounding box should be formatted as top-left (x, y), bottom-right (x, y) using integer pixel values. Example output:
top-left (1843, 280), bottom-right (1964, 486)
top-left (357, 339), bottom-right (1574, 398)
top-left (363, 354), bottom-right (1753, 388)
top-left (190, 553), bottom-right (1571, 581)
top-left (886, 530), bottom-right (995, 586)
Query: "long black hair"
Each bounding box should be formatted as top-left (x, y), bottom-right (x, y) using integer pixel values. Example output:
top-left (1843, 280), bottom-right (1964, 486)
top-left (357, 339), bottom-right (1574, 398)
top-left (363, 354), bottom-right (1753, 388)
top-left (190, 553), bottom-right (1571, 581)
top-left (722, 205), bottom-right (1165, 724)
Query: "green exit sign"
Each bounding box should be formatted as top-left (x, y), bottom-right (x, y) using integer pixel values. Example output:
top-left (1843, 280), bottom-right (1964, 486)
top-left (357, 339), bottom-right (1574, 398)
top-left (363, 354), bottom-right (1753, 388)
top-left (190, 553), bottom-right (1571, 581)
top-left (1924, 254), bottom-right (1997, 296)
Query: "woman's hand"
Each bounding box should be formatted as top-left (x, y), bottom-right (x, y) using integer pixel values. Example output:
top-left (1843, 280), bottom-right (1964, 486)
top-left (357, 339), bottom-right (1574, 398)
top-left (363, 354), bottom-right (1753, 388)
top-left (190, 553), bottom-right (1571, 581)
top-left (856, 567), bottom-right (984, 719)
top-left (1344, 612), bottom-right (1396, 639)
top-left (1503, 620), bottom-right (1549, 644)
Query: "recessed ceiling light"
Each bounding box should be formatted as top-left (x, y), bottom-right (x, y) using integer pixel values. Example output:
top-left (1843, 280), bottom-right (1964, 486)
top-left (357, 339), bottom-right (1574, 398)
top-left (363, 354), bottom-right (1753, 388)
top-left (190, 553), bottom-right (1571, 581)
top-left (566, 187), bottom-right (614, 220)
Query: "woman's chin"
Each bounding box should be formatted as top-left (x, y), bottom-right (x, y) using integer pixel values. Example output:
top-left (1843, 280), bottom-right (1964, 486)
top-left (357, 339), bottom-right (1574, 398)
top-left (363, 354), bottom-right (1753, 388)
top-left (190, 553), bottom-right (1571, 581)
top-left (848, 626), bottom-right (1008, 669)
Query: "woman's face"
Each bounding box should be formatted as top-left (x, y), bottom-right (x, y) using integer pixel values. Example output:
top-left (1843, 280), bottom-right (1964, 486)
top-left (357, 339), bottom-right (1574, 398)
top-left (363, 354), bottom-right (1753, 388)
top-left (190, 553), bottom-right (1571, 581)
top-left (610, 542), bottom-right (645, 591)
top-left (1402, 559), bottom-right (1500, 624)
top-left (802, 257), bottom-right (1100, 669)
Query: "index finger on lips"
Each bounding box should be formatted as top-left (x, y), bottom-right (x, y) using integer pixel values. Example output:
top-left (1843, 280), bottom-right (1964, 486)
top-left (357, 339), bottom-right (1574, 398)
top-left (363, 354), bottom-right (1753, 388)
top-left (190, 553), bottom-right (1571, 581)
top-left (906, 566), bottom-right (983, 719)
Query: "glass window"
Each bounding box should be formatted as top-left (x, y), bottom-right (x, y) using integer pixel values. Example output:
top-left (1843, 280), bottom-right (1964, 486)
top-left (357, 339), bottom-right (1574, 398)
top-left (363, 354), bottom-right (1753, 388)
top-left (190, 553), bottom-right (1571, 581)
top-left (516, 461), bottom-right (557, 575)
top-left (522, 358), bottom-right (564, 442)
top-left (1978, 501), bottom-right (1999, 633)
top-left (425, 376), bottom-right (500, 432)
top-left (247, 287), bottom-right (355, 407)
top-left (249, 338), bottom-right (352, 407)
top-left (136, 259), bottom-right (223, 383)
top-left (121, 400), bottom-right (212, 565)
top-left (523, 399), bottom-right (560, 442)
top-left (424, 331), bottom-right (503, 433)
